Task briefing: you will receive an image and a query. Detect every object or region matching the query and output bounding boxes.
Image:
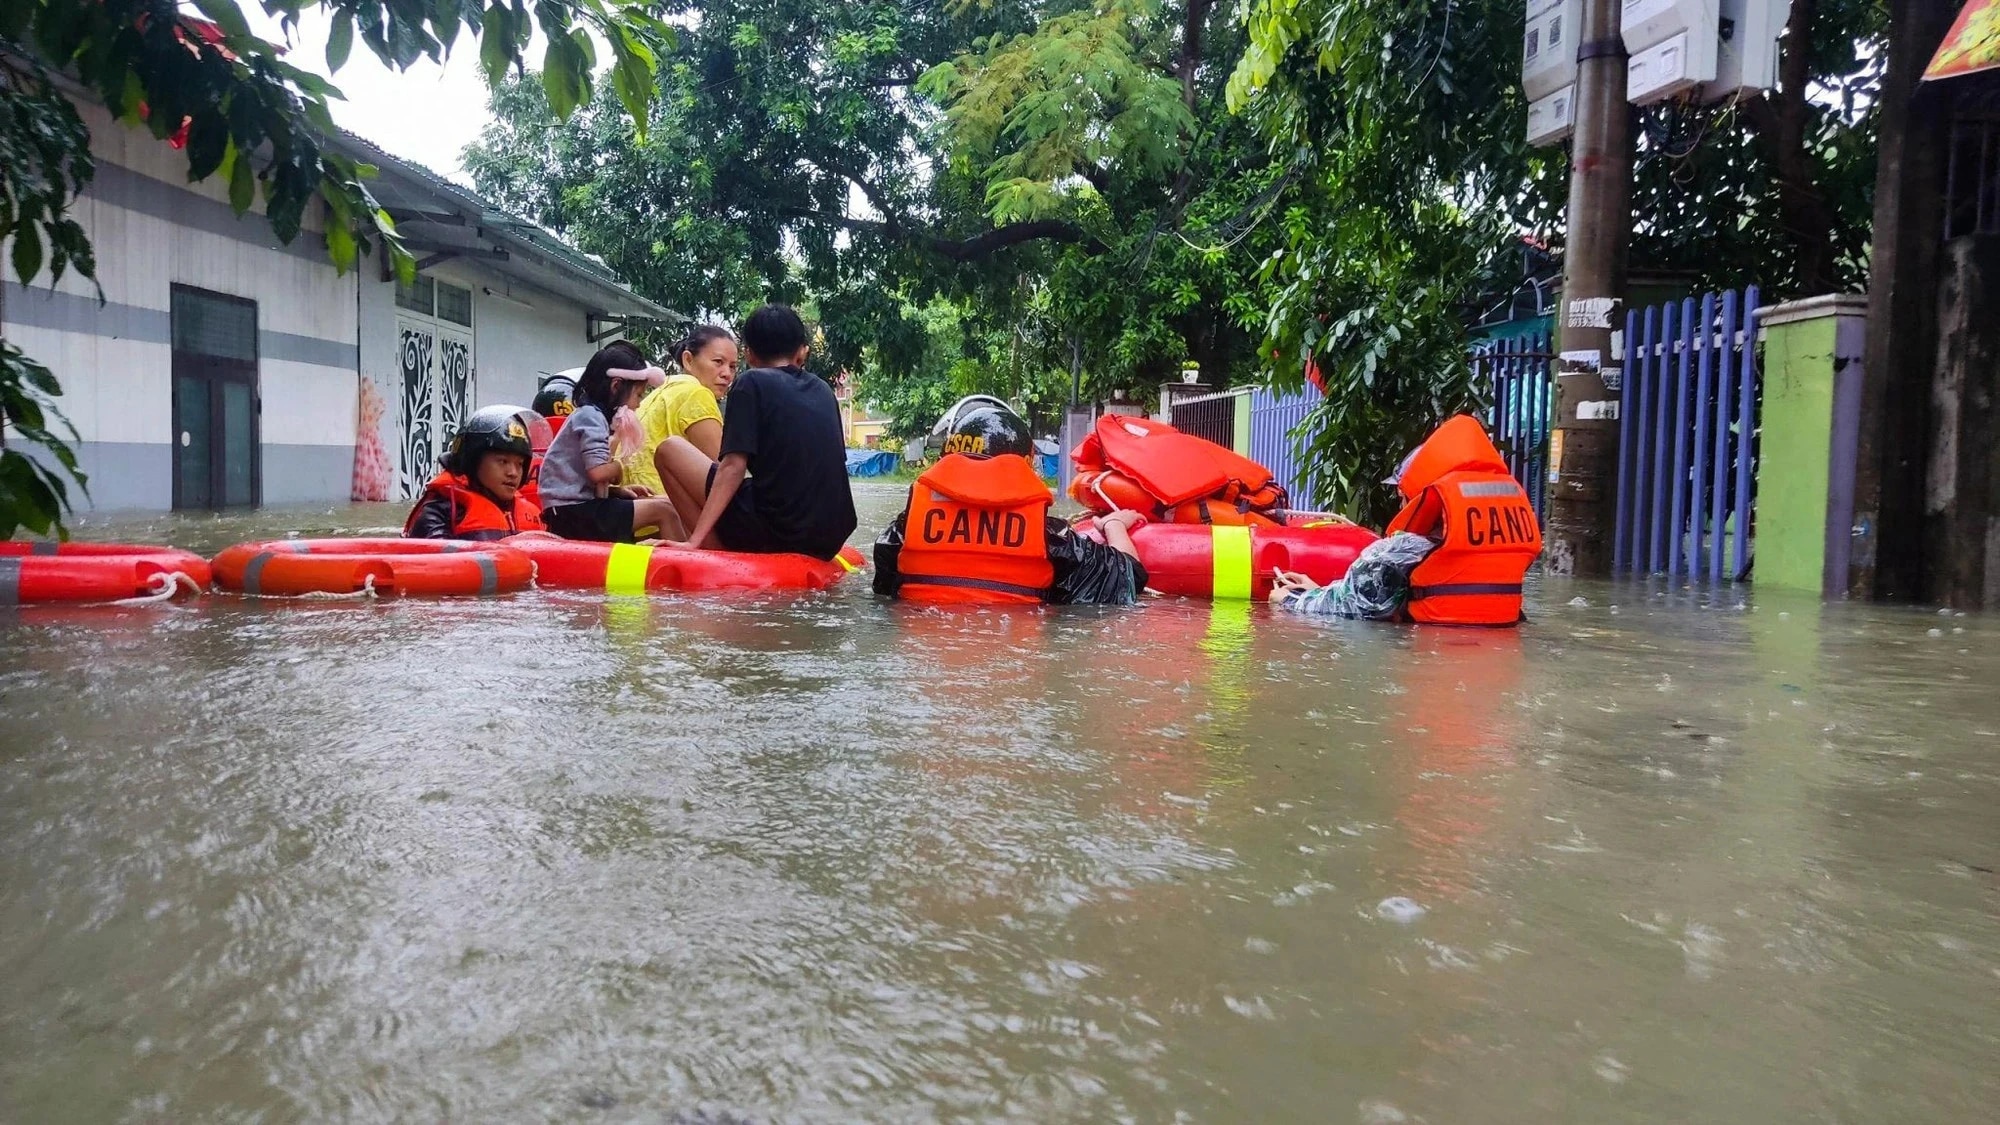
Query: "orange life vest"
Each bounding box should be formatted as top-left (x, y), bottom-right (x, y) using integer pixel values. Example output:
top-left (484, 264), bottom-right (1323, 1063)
top-left (403, 472), bottom-right (545, 541)
top-left (897, 453), bottom-right (1055, 604)
top-left (520, 453), bottom-right (547, 511)
top-left (1385, 415), bottom-right (1540, 625)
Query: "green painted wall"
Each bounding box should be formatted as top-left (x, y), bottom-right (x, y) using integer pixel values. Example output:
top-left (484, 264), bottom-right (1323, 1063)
top-left (1755, 316), bottom-right (1840, 592)
top-left (1232, 392), bottom-right (1252, 454)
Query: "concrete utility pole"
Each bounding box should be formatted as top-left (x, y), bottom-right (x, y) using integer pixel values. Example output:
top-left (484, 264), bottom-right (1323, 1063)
top-left (1543, 0), bottom-right (1633, 577)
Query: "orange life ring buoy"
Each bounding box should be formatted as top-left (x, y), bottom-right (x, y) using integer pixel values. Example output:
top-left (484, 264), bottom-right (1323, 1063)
top-left (210, 539), bottom-right (533, 597)
top-left (505, 533), bottom-right (863, 593)
top-left (1, 541), bottom-right (211, 605)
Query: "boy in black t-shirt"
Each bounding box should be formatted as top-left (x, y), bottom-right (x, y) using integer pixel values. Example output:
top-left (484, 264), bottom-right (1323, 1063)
top-left (656, 305), bottom-right (859, 560)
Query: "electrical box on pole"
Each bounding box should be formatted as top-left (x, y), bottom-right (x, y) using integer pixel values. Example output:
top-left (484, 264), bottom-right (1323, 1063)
top-left (1523, 0), bottom-right (1584, 100)
top-left (1527, 85), bottom-right (1578, 145)
top-left (1522, 0), bottom-right (1789, 136)
top-left (1621, 0), bottom-right (1719, 102)
top-left (1703, 0), bottom-right (1792, 102)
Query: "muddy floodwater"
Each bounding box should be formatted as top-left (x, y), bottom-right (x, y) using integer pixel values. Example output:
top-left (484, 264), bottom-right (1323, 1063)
top-left (2, 481), bottom-right (1996, 1123)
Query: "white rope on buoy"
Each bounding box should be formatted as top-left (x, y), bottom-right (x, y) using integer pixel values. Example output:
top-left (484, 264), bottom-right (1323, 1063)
top-left (112, 571), bottom-right (201, 606)
top-left (294, 573), bottom-right (379, 600)
top-left (233, 573), bottom-right (380, 600)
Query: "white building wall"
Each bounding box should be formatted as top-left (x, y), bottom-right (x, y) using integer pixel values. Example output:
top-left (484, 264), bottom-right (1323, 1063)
top-left (1, 99), bottom-right (360, 510)
top-left (5, 97), bottom-right (650, 513)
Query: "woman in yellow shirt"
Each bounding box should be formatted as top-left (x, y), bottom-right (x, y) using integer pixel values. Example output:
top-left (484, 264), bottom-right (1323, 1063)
top-left (623, 326), bottom-right (738, 495)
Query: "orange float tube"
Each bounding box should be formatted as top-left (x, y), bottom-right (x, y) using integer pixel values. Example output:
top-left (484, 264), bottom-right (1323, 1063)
top-left (504, 533), bottom-right (863, 593)
top-left (1068, 469), bottom-right (1158, 516)
top-left (210, 538), bottom-right (533, 597)
top-left (1078, 517), bottom-right (1379, 600)
top-left (1, 541), bottom-right (211, 605)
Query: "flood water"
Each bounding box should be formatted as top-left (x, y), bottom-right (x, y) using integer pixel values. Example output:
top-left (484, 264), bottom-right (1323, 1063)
top-left (2, 481), bottom-right (1996, 1123)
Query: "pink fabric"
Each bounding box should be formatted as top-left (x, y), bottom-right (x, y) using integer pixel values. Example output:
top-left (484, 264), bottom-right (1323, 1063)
top-left (608, 366), bottom-right (667, 388)
top-left (609, 405), bottom-right (648, 463)
top-left (351, 379), bottom-right (391, 501)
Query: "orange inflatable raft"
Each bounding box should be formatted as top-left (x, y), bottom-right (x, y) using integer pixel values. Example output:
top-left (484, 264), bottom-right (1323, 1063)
top-left (1079, 516), bottom-right (1379, 600)
top-left (1, 541), bottom-right (211, 605)
top-left (504, 533), bottom-right (863, 593)
top-left (211, 539), bottom-right (534, 597)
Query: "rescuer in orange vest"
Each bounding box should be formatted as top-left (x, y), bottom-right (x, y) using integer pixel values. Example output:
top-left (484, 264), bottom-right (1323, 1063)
top-left (875, 405), bottom-right (1149, 604)
top-left (1271, 414), bottom-right (1540, 624)
top-left (1384, 414), bottom-right (1541, 624)
top-left (403, 405), bottom-right (548, 541)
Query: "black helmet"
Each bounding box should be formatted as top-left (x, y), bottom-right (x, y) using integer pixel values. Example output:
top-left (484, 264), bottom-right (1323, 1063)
top-left (443, 405), bottom-right (540, 475)
top-left (532, 372), bottom-right (578, 418)
top-left (942, 404), bottom-right (1033, 459)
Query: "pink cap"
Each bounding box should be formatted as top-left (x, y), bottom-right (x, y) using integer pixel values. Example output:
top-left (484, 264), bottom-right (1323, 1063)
top-left (608, 365), bottom-right (667, 388)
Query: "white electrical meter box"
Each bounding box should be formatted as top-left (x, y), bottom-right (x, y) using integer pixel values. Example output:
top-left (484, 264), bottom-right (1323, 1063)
top-left (1622, 0), bottom-right (1718, 52)
top-left (1702, 0), bottom-right (1791, 102)
top-left (1522, 0), bottom-right (1582, 101)
top-left (1628, 28), bottom-right (1721, 102)
top-left (1527, 84), bottom-right (1577, 146)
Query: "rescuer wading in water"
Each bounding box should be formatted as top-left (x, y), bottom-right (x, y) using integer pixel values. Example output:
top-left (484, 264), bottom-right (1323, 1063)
top-left (875, 405), bottom-right (1149, 605)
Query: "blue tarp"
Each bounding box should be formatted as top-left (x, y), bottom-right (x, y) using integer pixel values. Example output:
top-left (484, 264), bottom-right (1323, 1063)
top-left (1036, 452), bottom-right (1059, 481)
top-left (846, 449), bottom-right (901, 477)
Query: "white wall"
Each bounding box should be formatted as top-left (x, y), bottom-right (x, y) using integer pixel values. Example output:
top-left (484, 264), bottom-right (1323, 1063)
top-left (1, 99), bottom-right (360, 509)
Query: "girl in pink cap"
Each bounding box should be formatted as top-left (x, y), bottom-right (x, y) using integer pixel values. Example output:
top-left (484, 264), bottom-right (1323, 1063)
top-left (535, 342), bottom-right (687, 543)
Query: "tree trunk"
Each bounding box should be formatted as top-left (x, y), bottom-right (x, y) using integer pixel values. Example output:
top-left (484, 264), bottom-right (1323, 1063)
top-left (1849, 0), bottom-right (1961, 601)
top-left (1742, 0), bottom-right (1840, 296)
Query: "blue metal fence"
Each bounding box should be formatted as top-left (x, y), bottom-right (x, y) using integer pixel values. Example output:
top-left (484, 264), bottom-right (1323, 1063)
top-left (1248, 385), bottom-right (1322, 506)
top-left (1473, 332), bottom-right (1556, 519)
top-left (1614, 286), bottom-right (1762, 581)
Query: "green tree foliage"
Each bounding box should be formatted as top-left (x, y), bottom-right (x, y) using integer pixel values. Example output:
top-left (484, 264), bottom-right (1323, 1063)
top-left (465, 0), bottom-right (1884, 517)
top-left (1627, 0), bottom-right (1886, 295)
top-left (1227, 0), bottom-right (1554, 519)
top-left (1, 0), bottom-right (664, 535)
top-left (466, 0), bottom-right (1278, 434)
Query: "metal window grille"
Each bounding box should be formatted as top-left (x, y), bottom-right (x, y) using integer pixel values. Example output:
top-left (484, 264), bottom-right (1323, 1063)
top-left (436, 281), bottom-right (474, 327)
top-left (1944, 116), bottom-right (2000, 240)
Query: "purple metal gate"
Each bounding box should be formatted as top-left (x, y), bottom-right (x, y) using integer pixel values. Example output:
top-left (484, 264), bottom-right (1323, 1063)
top-left (1474, 333), bottom-right (1556, 518)
top-left (1613, 286), bottom-right (1762, 581)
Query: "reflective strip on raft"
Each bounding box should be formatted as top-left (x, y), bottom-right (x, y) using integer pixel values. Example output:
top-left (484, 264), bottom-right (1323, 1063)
top-left (604, 543), bottom-right (654, 594)
top-left (1409, 582), bottom-right (1524, 599)
top-left (1210, 525), bottom-right (1253, 600)
top-left (835, 553), bottom-right (859, 573)
top-left (473, 555), bottom-right (499, 596)
top-left (239, 552), bottom-right (277, 595)
top-left (0, 558), bottom-right (20, 606)
top-left (902, 573), bottom-right (1046, 599)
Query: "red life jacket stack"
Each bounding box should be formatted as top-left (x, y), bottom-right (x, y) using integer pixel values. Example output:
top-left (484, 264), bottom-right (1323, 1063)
top-left (403, 472), bottom-right (546, 541)
top-left (1068, 415), bottom-right (1288, 527)
top-left (897, 454), bottom-right (1055, 604)
top-left (1384, 415), bottom-right (1541, 625)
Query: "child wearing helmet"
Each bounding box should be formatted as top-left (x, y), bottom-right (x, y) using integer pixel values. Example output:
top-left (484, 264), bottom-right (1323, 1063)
top-left (874, 404), bottom-right (1149, 605)
top-left (403, 405), bottom-right (549, 540)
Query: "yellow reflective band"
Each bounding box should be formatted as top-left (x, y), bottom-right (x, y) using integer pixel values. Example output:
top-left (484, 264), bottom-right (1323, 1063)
top-left (1210, 525), bottom-right (1253, 600)
top-left (604, 542), bottom-right (655, 595)
top-left (836, 552), bottom-right (859, 573)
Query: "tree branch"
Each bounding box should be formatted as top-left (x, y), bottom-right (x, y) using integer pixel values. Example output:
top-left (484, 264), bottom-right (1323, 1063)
top-left (779, 207), bottom-right (1107, 260)
top-left (1179, 0), bottom-right (1214, 113)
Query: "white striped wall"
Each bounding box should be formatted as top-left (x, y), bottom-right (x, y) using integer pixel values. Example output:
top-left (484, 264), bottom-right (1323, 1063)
top-left (2, 99), bottom-right (360, 509)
